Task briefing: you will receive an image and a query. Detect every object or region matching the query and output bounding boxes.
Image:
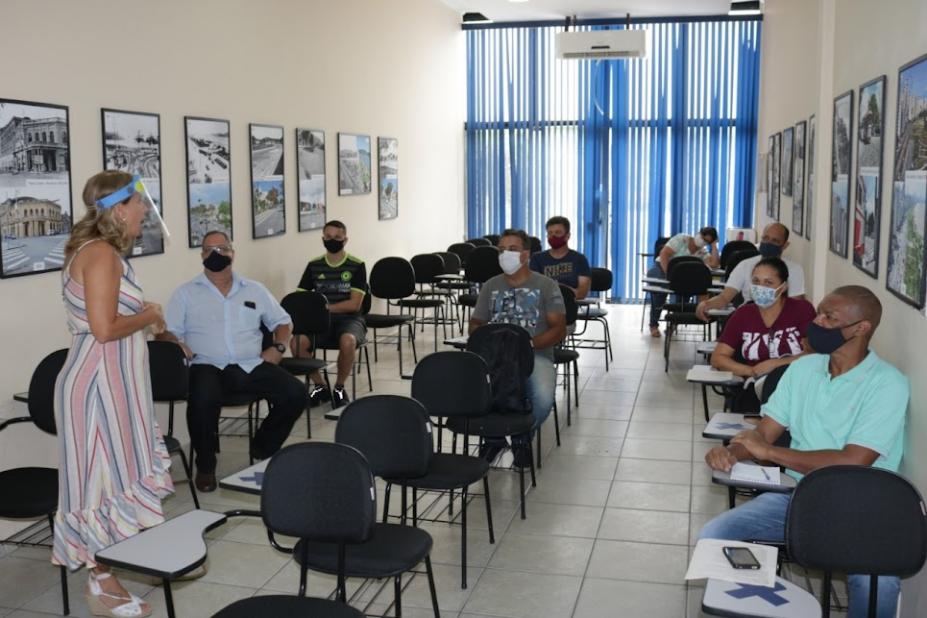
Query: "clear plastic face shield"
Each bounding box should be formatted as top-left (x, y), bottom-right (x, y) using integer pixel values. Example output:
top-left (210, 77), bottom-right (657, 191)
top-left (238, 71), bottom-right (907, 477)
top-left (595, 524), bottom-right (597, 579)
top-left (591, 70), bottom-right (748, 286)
top-left (95, 175), bottom-right (170, 245)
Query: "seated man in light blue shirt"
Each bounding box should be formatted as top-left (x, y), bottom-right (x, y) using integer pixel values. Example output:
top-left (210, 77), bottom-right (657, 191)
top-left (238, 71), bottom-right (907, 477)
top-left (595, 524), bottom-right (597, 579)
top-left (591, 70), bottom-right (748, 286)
top-left (699, 285), bottom-right (909, 617)
top-left (159, 231), bottom-right (306, 492)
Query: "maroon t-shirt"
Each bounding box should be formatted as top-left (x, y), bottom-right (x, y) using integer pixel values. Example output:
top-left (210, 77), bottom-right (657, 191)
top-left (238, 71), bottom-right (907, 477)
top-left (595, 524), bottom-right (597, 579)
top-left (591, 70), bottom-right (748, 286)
top-left (719, 297), bottom-right (816, 365)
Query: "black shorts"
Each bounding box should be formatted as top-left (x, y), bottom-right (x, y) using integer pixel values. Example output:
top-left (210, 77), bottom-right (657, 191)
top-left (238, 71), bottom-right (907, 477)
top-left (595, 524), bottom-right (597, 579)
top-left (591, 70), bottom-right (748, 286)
top-left (314, 316), bottom-right (367, 348)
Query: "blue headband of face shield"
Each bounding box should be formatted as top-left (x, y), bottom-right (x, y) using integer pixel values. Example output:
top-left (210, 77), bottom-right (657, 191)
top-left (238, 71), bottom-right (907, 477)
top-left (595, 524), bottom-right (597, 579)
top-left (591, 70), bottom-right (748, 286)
top-left (95, 175), bottom-right (142, 209)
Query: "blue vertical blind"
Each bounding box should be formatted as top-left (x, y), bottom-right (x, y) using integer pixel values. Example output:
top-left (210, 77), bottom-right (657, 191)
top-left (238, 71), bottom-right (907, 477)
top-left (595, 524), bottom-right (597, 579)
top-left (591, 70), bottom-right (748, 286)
top-left (465, 18), bottom-right (762, 300)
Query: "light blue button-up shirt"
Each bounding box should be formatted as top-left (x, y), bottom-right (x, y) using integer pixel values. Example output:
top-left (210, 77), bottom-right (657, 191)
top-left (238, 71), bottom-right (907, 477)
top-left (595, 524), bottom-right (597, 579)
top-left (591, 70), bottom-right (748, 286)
top-left (165, 272), bottom-right (292, 373)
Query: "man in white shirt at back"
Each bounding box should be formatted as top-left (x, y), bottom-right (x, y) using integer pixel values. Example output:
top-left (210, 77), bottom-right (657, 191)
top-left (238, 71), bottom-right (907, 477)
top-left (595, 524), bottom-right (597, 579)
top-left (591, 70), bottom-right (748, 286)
top-left (696, 222), bottom-right (805, 321)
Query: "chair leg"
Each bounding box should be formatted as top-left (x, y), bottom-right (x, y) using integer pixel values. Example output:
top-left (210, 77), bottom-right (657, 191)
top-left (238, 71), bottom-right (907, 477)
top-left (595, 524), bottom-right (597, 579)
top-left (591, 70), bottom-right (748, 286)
top-left (383, 482), bottom-right (391, 523)
top-left (176, 447), bottom-right (200, 509)
top-left (400, 485), bottom-right (408, 526)
top-left (536, 429), bottom-right (542, 470)
top-left (552, 402), bottom-right (561, 448)
top-left (365, 347), bottom-right (373, 391)
top-left (528, 442), bottom-right (537, 487)
top-left (461, 486), bottom-right (468, 589)
top-left (518, 463), bottom-right (527, 520)
top-left (412, 487), bottom-right (418, 527)
top-left (305, 376), bottom-right (313, 439)
top-left (394, 575), bottom-right (403, 618)
top-left (48, 514), bottom-right (69, 615)
top-left (424, 555), bottom-right (441, 618)
top-left (482, 476), bottom-right (495, 544)
top-left (728, 486), bottom-right (736, 509)
top-left (868, 575), bottom-right (878, 618)
top-left (822, 571), bottom-right (832, 618)
top-left (573, 360), bottom-right (580, 406)
top-left (163, 578), bottom-right (176, 618)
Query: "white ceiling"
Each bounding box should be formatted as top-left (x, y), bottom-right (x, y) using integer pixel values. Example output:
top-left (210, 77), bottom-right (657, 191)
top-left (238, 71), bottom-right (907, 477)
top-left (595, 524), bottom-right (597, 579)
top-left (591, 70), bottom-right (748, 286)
top-left (439, 0), bottom-right (738, 22)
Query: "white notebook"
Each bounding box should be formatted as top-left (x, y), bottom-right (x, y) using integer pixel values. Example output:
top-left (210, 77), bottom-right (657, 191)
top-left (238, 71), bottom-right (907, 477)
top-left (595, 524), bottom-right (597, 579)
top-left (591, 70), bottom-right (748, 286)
top-left (687, 365), bottom-right (734, 383)
top-left (729, 462), bottom-right (781, 486)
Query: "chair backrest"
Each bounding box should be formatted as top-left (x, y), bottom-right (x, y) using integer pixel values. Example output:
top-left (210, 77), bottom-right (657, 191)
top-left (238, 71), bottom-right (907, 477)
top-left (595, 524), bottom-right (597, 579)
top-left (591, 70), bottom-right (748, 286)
top-left (280, 290), bottom-right (331, 337)
top-left (410, 253), bottom-right (445, 284)
top-left (411, 351), bottom-right (492, 419)
top-left (434, 251), bottom-right (461, 274)
top-left (147, 341), bottom-right (189, 403)
top-left (720, 240), bottom-right (757, 269)
top-left (787, 466), bottom-right (927, 577)
top-left (335, 395), bottom-right (432, 478)
top-left (590, 267), bottom-right (612, 293)
top-left (654, 235), bottom-right (671, 256)
top-left (464, 245), bottom-right (503, 284)
top-left (466, 323), bottom-right (534, 415)
top-left (483, 234), bottom-right (501, 246)
top-left (369, 256), bottom-right (415, 299)
top-left (261, 442), bottom-right (376, 544)
top-left (28, 349), bottom-right (67, 435)
top-left (447, 242), bottom-right (476, 267)
top-left (360, 283), bottom-right (372, 315)
top-left (529, 236), bottom-right (542, 254)
top-left (559, 285), bottom-right (578, 327)
top-left (666, 255), bottom-right (703, 279)
top-left (759, 364), bottom-right (789, 404)
top-left (725, 248), bottom-right (761, 279)
top-left (466, 237), bottom-right (492, 247)
top-left (667, 260), bottom-right (712, 297)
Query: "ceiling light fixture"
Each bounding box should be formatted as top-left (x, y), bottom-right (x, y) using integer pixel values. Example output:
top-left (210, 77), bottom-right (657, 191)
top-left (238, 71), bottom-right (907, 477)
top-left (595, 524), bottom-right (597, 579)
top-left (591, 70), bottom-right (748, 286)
top-left (728, 1), bottom-right (761, 16)
top-left (462, 12), bottom-right (492, 24)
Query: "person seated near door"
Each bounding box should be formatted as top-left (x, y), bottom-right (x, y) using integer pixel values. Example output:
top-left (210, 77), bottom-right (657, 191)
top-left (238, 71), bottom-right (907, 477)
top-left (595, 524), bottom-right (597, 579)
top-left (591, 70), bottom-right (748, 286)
top-left (160, 230), bottom-right (306, 492)
top-left (696, 222), bottom-right (806, 321)
top-left (709, 257), bottom-right (815, 411)
top-left (699, 285), bottom-right (909, 618)
top-left (646, 226), bottom-right (720, 337)
top-left (529, 216), bottom-right (591, 300)
top-left (294, 219), bottom-right (367, 410)
top-left (471, 228), bottom-right (566, 466)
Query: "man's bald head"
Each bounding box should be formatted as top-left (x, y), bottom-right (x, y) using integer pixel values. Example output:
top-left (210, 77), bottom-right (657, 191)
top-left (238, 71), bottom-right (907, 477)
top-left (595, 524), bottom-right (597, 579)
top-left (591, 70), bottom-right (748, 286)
top-left (763, 222), bottom-right (789, 244)
top-left (831, 285), bottom-right (882, 332)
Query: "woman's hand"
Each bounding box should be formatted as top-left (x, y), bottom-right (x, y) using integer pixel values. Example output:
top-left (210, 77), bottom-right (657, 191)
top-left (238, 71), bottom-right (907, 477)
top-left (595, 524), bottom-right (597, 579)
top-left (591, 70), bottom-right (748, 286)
top-left (144, 302), bottom-right (165, 335)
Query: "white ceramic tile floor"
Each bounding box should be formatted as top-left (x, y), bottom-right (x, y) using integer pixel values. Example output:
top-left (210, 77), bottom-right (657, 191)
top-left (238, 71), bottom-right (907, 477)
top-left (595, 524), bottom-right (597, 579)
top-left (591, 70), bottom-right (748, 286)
top-left (0, 306), bottom-right (846, 617)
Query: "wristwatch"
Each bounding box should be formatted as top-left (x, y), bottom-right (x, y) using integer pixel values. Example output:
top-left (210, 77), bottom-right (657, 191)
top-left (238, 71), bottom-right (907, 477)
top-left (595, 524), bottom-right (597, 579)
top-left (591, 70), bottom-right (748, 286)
top-left (272, 343), bottom-right (286, 354)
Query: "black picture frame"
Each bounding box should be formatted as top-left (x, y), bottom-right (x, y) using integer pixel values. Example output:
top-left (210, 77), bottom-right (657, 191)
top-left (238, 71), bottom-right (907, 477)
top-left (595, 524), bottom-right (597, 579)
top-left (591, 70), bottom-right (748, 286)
top-left (852, 75), bottom-right (886, 279)
top-left (377, 136), bottom-right (398, 220)
top-left (296, 128), bottom-right (326, 231)
top-left (781, 126), bottom-right (794, 197)
top-left (766, 132), bottom-right (781, 220)
top-left (805, 115), bottom-right (816, 240)
top-left (0, 98), bottom-right (73, 278)
top-left (249, 123), bottom-right (286, 240)
top-left (830, 91), bottom-right (854, 258)
top-left (886, 53), bottom-right (927, 309)
top-left (184, 116), bottom-right (232, 248)
top-left (101, 108), bottom-right (164, 259)
top-left (792, 121), bottom-right (806, 236)
top-left (338, 133), bottom-right (372, 196)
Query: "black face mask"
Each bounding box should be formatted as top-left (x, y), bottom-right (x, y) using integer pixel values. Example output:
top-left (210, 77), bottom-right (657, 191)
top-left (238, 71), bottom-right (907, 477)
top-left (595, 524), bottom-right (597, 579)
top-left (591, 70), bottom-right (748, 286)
top-left (758, 242), bottom-right (783, 258)
top-left (807, 320), bottom-right (861, 354)
top-left (323, 238), bottom-right (345, 254)
top-left (203, 251), bottom-right (232, 272)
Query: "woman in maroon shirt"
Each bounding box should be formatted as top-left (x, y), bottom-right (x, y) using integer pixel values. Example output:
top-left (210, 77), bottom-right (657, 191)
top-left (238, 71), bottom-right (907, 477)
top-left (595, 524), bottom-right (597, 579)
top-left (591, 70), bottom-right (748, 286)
top-left (711, 257), bottom-right (815, 379)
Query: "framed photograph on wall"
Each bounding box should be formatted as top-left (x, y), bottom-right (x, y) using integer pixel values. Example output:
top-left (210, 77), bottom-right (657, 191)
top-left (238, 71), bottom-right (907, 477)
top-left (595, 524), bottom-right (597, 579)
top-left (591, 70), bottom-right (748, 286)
top-left (0, 98), bottom-right (72, 278)
top-left (377, 137), bottom-right (398, 220)
top-left (781, 126), bottom-right (794, 197)
top-left (830, 91), bottom-right (854, 257)
top-left (805, 115), bottom-right (816, 240)
top-left (792, 121), bottom-right (806, 236)
top-left (887, 54), bottom-right (927, 309)
top-left (766, 133), bottom-right (781, 220)
top-left (249, 123), bottom-right (285, 239)
top-left (296, 128), bottom-right (326, 231)
top-left (102, 108), bottom-right (164, 258)
top-left (337, 133), bottom-right (371, 196)
top-left (185, 116), bottom-right (232, 248)
top-left (852, 76), bottom-right (886, 278)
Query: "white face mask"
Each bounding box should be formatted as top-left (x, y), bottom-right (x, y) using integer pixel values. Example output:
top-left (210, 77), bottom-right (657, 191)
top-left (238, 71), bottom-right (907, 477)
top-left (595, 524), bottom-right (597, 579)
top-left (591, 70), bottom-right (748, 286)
top-left (499, 250), bottom-right (524, 275)
top-left (692, 235), bottom-right (707, 249)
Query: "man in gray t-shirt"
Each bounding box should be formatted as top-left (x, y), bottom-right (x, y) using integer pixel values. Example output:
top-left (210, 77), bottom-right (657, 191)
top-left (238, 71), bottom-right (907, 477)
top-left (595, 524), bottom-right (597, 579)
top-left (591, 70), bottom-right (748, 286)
top-left (471, 229), bottom-right (566, 437)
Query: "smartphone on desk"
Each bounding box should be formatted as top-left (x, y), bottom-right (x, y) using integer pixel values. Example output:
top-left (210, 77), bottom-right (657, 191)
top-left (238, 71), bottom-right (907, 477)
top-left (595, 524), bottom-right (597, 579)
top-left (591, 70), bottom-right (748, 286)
top-left (722, 546), bottom-right (761, 570)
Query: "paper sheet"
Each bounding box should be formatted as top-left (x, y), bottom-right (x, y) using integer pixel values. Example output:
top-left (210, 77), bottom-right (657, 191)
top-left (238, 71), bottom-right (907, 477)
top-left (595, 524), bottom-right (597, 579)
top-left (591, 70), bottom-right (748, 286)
top-left (687, 365), bottom-right (735, 383)
top-left (685, 539), bottom-right (778, 587)
top-left (730, 462), bottom-right (781, 486)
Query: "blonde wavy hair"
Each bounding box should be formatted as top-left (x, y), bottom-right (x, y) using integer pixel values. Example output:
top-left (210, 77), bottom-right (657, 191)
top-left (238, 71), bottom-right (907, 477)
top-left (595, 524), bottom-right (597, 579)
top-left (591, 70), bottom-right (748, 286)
top-left (64, 170), bottom-right (135, 259)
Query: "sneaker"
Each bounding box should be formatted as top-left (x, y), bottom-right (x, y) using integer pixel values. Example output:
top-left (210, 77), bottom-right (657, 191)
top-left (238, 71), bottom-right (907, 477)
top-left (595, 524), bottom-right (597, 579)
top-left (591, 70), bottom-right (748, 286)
top-left (308, 384), bottom-right (330, 408)
top-left (511, 435), bottom-right (533, 468)
top-left (478, 438), bottom-right (506, 463)
top-left (331, 385), bottom-right (350, 409)
top-left (649, 325), bottom-right (662, 338)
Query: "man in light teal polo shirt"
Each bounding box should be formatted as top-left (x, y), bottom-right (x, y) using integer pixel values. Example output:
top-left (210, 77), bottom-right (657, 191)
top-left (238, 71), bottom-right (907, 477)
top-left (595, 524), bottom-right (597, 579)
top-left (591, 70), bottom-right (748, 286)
top-left (699, 285), bottom-right (909, 618)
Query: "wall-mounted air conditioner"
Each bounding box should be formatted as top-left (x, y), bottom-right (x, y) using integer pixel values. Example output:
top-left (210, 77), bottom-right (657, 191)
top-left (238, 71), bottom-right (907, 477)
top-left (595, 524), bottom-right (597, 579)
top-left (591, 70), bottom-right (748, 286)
top-left (555, 30), bottom-right (647, 59)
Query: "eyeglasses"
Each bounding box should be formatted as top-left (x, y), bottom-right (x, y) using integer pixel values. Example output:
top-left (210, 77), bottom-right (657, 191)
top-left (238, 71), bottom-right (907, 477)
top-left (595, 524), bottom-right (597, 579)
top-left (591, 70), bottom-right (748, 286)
top-left (203, 244), bottom-right (234, 255)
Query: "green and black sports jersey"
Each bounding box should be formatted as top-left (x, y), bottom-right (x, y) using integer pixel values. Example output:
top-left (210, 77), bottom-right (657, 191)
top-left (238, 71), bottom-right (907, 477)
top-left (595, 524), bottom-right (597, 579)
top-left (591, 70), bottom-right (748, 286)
top-left (298, 254), bottom-right (367, 312)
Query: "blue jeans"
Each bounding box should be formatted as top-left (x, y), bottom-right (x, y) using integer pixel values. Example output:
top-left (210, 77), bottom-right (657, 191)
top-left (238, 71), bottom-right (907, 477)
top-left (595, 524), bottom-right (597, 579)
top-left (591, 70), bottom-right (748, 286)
top-left (698, 492), bottom-right (901, 618)
top-left (646, 262), bottom-right (668, 327)
top-left (527, 353), bottom-right (555, 430)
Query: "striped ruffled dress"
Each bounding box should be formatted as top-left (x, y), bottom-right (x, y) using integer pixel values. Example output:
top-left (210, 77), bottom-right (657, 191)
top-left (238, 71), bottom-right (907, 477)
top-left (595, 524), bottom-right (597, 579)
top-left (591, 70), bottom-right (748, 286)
top-left (52, 241), bottom-right (173, 570)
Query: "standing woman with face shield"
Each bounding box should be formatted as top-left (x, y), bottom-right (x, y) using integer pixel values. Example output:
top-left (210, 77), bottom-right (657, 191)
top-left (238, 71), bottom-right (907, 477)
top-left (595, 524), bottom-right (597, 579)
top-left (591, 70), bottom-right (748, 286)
top-left (710, 257), bottom-right (815, 411)
top-left (54, 171), bottom-right (172, 617)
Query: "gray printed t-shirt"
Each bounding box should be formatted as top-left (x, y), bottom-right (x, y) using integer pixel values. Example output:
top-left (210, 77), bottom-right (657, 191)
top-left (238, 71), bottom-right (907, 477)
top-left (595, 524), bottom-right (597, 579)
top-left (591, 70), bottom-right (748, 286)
top-left (472, 272), bottom-right (566, 360)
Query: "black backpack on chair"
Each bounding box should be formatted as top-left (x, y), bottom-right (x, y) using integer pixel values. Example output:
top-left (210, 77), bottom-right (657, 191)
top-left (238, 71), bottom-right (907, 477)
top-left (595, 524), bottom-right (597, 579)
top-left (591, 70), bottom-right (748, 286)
top-left (466, 323), bottom-right (534, 416)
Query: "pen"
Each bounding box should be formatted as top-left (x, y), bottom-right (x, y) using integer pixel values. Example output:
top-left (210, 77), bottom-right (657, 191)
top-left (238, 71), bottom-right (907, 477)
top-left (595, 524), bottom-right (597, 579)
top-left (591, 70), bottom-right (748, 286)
top-left (761, 467), bottom-right (771, 481)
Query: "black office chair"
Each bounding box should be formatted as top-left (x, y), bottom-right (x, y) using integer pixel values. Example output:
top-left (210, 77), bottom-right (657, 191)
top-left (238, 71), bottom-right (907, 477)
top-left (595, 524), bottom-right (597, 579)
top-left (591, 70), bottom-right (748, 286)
top-left (573, 267), bottom-right (613, 370)
top-left (447, 242), bottom-right (476, 268)
top-left (0, 349), bottom-right (70, 615)
top-left (364, 257), bottom-right (418, 379)
top-left (279, 291), bottom-right (333, 436)
top-left (662, 260), bottom-right (713, 371)
top-left (331, 397), bottom-right (441, 616)
top-left (409, 352), bottom-right (496, 588)
top-left (310, 288), bottom-right (374, 403)
top-left (212, 442), bottom-right (372, 617)
top-left (483, 234), bottom-right (500, 246)
top-left (457, 245), bottom-right (503, 331)
top-left (433, 251), bottom-right (470, 325)
top-left (528, 236), bottom-right (542, 254)
top-left (403, 253), bottom-right (450, 351)
top-left (639, 235), bottom-right (672, 330)
top-left (554, 285), bottom-right (580, 434)
top-left (719, 240), bottom-right (757, 270)
top-left (147, 341), bottom-right (199, 508)
top-left (465, 237), bottom-right (492, 247)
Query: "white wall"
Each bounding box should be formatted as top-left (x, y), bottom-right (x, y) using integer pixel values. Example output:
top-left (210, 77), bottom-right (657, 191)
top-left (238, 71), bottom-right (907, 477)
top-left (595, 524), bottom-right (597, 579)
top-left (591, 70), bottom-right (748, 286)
top-left (758, 1), bottom-right (927, 614)
top-left (0, 0), bottom-right (464, 471)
